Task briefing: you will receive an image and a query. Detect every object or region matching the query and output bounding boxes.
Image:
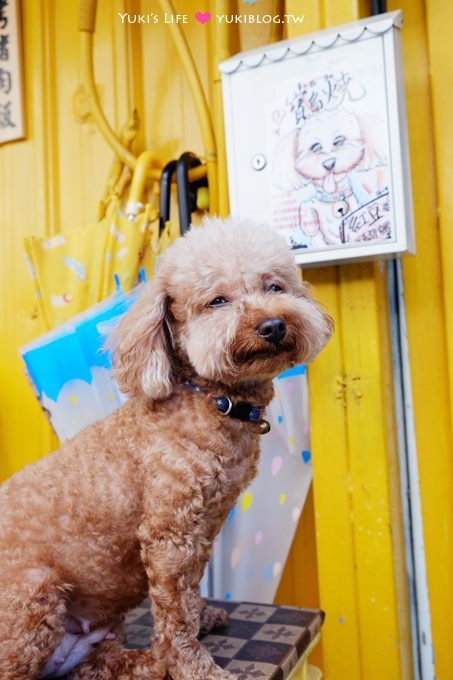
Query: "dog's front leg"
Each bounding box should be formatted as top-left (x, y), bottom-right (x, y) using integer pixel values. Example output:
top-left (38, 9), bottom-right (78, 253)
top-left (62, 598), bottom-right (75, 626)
top-left (191, 561), bottom-right (230, 634)
top-left (138, 443), bottom-right (238, 680)
top-left (141, 533), bottom-right (236, 680)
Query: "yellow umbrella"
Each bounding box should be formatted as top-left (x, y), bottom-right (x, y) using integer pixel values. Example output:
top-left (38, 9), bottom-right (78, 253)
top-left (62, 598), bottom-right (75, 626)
top-left (24, 151), bottom-right (160, 330)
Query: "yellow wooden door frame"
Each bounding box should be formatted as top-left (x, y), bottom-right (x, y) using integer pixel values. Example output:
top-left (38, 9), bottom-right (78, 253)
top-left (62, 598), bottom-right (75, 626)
top-left (285, 1), bottom-right (414, 678)
top-left (390, 1), bottom-right (453, 678)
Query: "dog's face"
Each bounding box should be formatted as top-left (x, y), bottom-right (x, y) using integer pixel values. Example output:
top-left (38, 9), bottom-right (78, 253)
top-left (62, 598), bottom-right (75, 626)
top-left (112, 218), bottom-right (332, 398)
top-left (295, 110), bottom-right (364, 182)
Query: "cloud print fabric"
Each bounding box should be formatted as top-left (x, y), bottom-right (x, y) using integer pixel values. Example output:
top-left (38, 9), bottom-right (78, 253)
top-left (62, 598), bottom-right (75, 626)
top-left (204, 365), bottom-right (312, 603)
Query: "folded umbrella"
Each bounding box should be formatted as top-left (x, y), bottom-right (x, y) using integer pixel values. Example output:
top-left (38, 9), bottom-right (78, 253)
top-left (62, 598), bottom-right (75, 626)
top-left (24, 151), bottom-right (159, 330)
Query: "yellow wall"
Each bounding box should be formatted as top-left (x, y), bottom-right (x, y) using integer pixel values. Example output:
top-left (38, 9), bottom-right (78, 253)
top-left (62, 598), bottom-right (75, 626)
top-left (1, 1), bottom-right (452, 678)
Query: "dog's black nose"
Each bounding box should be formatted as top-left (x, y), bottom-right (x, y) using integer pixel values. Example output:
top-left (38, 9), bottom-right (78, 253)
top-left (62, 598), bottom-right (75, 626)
top-left (322, 157), bottom-right (336, 171)
top-left (257, 317), bottom-right (287, 344)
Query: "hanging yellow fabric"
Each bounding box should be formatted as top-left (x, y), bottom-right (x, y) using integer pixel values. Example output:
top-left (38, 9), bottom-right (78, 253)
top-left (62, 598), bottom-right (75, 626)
top-left (156, 213), bottom-right (183, 256)
top-left (24, 152), bottom-right (160, 330)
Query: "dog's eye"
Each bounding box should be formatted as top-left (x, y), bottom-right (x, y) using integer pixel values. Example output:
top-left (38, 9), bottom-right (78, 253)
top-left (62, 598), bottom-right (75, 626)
top-left (266, 283), bottom-right (284, 293)
top-left (208, 296), bottom-right (228, 307)
top-left (310, 142), bottom-right (322, 153)
top-left (333, 135), bottom-right (346, 147)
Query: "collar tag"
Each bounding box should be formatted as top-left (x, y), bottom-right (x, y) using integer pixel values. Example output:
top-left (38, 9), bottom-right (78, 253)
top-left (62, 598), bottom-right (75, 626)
top-left (214, 396), bottom-right (233, 415)
top-left (258, 419), bottom-right (271, 435)
top-left (183, 380), bottom-right (270, 432)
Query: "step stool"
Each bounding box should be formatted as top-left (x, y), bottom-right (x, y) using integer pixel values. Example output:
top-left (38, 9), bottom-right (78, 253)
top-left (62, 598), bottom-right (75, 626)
top-left (125, 599), bottom-right (324, 679)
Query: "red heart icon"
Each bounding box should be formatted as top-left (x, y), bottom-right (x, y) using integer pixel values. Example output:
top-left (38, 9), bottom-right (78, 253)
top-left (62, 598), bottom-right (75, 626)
top-left (195, 11), bottom-right (212, 24)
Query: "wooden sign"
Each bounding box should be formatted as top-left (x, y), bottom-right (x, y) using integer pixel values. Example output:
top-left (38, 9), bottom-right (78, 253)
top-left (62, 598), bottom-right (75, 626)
top-left (0, 0), bottom-right (24, 144)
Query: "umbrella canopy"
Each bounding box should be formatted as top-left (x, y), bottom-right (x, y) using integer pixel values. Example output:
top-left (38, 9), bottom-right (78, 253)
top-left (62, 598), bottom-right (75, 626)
top-left (20, 289), bottom-right (137, 441)
top-left (204, 365), bottom-right (312, 603)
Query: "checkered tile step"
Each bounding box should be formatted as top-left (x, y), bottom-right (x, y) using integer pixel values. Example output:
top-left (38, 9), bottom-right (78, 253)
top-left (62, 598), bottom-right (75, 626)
top-left (125, 599), bottom-right (324, 680)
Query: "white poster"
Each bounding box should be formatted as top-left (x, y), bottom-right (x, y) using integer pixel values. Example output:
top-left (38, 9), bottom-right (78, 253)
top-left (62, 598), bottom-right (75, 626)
top-left (269, 39), bottom-right (392, 253)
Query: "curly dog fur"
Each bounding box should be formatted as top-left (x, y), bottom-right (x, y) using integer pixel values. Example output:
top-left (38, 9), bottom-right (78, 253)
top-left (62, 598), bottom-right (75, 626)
top-left (0, 217), bottom-right (332, 679)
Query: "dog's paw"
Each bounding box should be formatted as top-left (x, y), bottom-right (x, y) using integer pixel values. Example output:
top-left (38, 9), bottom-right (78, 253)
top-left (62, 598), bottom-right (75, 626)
top-left (204, 668), bottom-right (238, 680)
top-left (200, 606), bottom-right (229, 633)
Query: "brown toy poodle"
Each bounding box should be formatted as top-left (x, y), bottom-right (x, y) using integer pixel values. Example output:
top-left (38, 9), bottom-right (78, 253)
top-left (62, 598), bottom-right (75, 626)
top-left (0, 217), bottom-right (332, 679)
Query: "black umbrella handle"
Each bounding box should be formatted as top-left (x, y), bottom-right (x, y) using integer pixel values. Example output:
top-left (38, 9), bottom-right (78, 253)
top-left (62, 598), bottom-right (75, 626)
top-left (159, 160), bottom-right (177, 236)
top-left (176, 152), bottom-right (207, 235)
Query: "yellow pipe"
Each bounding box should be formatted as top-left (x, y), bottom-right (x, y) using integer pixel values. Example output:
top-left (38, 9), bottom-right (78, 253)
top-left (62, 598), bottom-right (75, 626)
top-left (211, 0), bottom-right (236, 217)
top-left (156, 0), bottom-right (218, 214)
top-left (78, 0), bottom-right (97, 32)
top-left (79, 0), bottom-right (208, 185)
top-left (79, 0), bottom-right (136, 167)
top-left (80, 32), bottom-right (137, 170)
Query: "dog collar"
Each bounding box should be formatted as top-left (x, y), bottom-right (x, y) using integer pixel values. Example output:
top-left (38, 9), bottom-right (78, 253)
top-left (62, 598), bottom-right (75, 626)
top-left (315, 187), bottom-right (353, 203)
top-left (182, 380), bottom-right (271, 435)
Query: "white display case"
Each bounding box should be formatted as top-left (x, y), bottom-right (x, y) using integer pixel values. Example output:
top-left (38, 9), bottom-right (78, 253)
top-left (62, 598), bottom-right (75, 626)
top-left (220, 11), bottom-right (414, 266)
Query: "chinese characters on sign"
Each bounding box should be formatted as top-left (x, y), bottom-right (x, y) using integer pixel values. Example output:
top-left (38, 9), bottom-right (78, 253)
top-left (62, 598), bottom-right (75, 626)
top-left (0, 0), bottom-right (24, 143)
top-left (341, 191), bottom-right (391, 243)
top-left (287, 72), bottom-right (365, 127)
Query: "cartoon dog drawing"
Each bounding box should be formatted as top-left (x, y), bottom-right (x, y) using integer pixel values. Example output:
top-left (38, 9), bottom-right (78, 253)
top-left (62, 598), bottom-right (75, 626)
top-left (273, 108), bottom-right (389, 248)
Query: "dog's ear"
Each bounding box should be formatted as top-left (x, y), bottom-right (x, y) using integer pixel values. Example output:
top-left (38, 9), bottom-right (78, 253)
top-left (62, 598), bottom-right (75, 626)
top-left (355, 114), bottom-right (387, 170)
top-left (272, 128), bottom-right (306, 192)
top-left (110, 276), bottom-right (173, 400)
